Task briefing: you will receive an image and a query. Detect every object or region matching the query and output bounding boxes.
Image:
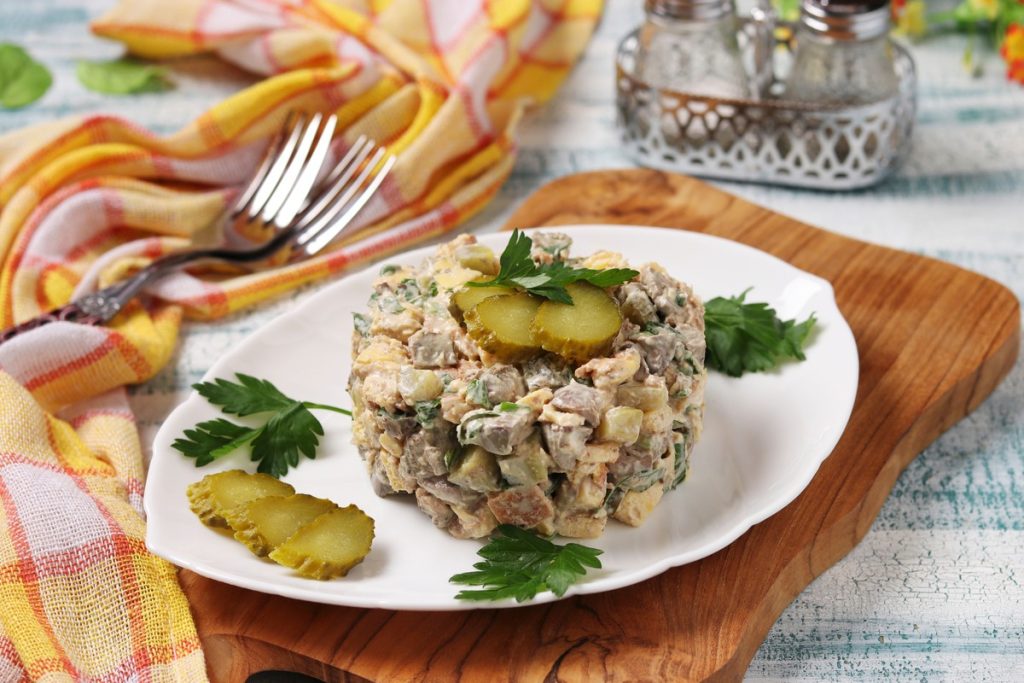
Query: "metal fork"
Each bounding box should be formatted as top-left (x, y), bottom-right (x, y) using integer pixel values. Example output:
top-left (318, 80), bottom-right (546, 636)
top-left (0, 113), bottom-right (396, 345)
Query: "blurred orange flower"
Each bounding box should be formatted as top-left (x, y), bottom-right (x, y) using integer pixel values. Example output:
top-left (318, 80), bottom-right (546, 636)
top-left (1003, 24), bottom-right (1024, 83)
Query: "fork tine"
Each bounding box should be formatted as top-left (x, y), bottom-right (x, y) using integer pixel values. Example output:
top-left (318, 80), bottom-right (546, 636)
top-left (295, 146), bottom-right (386, 248)
top-left (259, 112), bottom-right (325, 224)
top-left (229, 111), bottom-right (296, 218)
top-left (294, 137), bottom-right (374, 231)
top-left (298, 151), bottom-right (397, 256)
top-left (318, 134), bottom-right (370, 190)
top-left (272, 114), bottom-right (338, 228)
top-left (244, 112), bottom-right (308, 221)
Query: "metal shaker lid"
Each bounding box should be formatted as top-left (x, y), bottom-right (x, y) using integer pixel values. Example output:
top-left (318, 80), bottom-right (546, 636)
top-left (645, 0), bottom-right (735, 22)
top-left (799, 0), bottom-right (891, 40)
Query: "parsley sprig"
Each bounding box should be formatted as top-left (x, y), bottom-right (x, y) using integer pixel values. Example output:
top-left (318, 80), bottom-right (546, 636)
top-left (450, 525), bottom-right (603, 602)
top-left (172, 373), bottom-right (351, 478)
top-left (467, 229), bottom-right (638, 304)
top-left (704, 289), bottom-right (816, 377)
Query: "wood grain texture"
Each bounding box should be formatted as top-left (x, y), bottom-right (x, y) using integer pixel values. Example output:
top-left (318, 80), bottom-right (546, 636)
top-left (180, 169), bottom-right (1020, 682)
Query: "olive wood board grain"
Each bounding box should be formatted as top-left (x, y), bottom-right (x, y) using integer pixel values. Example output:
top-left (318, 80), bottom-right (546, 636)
top-left (178, 169), bottom-right (1020, 682)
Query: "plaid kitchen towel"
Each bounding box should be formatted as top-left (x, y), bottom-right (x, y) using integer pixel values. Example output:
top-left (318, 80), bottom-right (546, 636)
top-left (0, 1), bottom-right (601, 680)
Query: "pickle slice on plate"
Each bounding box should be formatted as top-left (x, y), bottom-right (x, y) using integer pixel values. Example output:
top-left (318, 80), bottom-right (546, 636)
top-left (463, 291), bottom-right (542, 361)
top-left (531, 282), bottom-right (622, 362)
top-left (269, 505), bottom-right (375, 580)
top-left (451, 284), bottom-right (510, 321)
top-left (226, 493), bottom-right (337, 556)
top-left (187, 470), bottom-right (295, 528)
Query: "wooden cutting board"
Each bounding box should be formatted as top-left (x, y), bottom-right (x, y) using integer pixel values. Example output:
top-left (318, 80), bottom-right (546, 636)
top-left (179, 169), bottom-right (1020, 682)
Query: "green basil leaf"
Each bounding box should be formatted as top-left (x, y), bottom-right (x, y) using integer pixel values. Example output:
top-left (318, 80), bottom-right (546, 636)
top-left (0, 43), bottom-right (52, 109)
top-left (76, 58), bottom-right (172, 95)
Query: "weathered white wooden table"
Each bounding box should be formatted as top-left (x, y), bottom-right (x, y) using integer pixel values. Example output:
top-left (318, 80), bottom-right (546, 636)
top-left (3, 0), bottom-right (1022, 679)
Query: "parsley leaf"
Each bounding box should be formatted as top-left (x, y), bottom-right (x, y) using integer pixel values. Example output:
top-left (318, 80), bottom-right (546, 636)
top-left (0, 43), bottom-right (52, 109)
top-left (443, 448), bottom-right (461, 471)
top-left (249, 402), bottom-right (323, 477)
top-left (704, 289), bottom-right (816, 377)
top-left (173, 374), bottom-right (351, 477)
top-left (353, 313), bottom-right (371, 337)
top-left (467, 229), bottom-right (638, 304)
top-left (76, 58), bottom-right (172, 95)
top-left (669, 439), bottom-right (690, 490)
top-left (193, 373), bottom-right (295, 415)
top-left (465, 378), bottom-right (492, 408)
top-left (450, 525), bottom-right (603, 602)
top-left (414, 398), bottom-right (441, 426)
top-left (172, 419), bottom-right (260, 467)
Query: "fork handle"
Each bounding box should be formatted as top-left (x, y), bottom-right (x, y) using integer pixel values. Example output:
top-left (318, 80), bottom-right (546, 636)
top-left (0, 228), bottom-right (300, 349)
top-left (0, 302), bottom-right (103, 345)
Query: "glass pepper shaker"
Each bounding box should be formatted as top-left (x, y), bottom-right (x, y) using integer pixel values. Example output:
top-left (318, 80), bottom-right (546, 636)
top-left (634, 0), bottom-right (751, 100)
top-left (784, 0), bottom-right (899, 105)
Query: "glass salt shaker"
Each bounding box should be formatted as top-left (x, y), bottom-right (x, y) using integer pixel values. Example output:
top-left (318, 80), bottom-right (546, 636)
top-left (784, 0), bottom-right (899, 105)
top-left (634, 0), bottom-right (751, 100)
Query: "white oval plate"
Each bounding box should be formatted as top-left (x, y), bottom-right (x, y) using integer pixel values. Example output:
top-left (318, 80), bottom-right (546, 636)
top-left (147, 226), bottom-right (858, 610)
